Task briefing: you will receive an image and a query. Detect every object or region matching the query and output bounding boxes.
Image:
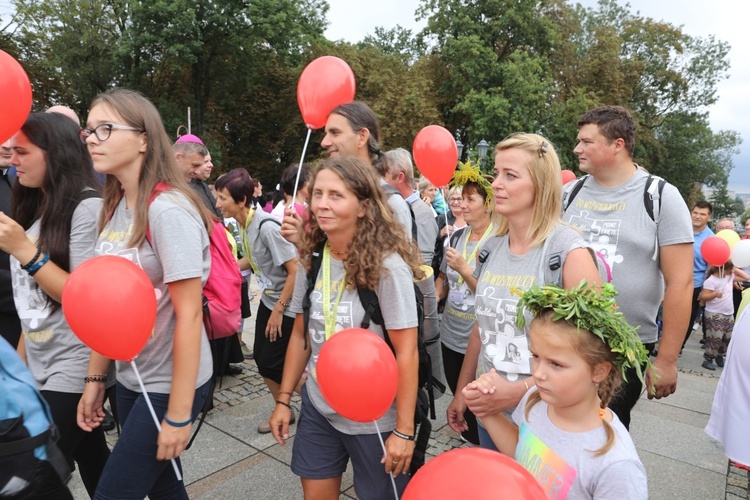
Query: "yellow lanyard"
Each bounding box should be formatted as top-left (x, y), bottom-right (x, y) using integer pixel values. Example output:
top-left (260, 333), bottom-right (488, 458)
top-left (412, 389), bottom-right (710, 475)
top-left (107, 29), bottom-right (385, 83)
top-left (458, 223), bottom-right (494, 284)
top-left (240, 209), bottom-right (259, 274)
top-left (322, 244), bottom-right (345, 340)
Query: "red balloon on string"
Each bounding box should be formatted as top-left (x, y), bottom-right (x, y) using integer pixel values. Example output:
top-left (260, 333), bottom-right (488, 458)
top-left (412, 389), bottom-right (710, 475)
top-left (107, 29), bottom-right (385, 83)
top-left (63, 256), bottom-right (157, 361)
top-left (403, 448), bottom-right (547, 500)
top-left (561, 169), bottom-right (576, 185)
top-left (0, 50), bottom-right (33, 144)
top-left (316, 328), bottom-right (398, 422)
top-left (413, 125), bottom-right (458, 187)
top-left (701, 236), bottom-right (731, 267)
top-left (297, 56), bottom-right (356, 130)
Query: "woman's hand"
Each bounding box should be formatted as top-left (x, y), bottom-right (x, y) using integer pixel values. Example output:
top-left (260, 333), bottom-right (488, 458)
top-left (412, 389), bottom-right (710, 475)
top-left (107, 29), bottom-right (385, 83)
top-left (444, 247), bottom-right (470, 275)
top-left (77, 382), bottom-right (107, 432)
top-left (157, 420), bottom-right (192, 461)
top-left (266, 307), bottom-right (284, 341)
top-left (281, 207), bottom-right (302, 246)
top-left (440, 225), bottom-right (455, 238)
top-left (446, 393), bottom-right (469, 433)
top-left (0, 212), bottom-right (34, 258)
top-left (270, 403), bottom-right (292, 445)
top-left (383, 432), bottom-right (415, 476)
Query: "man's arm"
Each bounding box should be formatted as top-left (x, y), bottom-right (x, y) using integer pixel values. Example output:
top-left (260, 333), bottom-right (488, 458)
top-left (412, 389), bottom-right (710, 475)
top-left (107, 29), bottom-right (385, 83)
top-left (648, 242), bottom-right (692, 399)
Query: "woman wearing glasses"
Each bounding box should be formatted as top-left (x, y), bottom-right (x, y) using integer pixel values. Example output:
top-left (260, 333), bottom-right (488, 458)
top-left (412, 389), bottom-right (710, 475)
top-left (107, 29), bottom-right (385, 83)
top-left (0, 112), bottom-right (108, 498)
top-left (434, 164), bottom-right (499, 445)
top-left (77, 89), bottom-right (214, 499)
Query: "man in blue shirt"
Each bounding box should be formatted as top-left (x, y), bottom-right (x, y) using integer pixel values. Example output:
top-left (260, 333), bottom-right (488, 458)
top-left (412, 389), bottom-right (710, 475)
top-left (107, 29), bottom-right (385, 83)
top-left (684, 201), bottom-right (713, 349)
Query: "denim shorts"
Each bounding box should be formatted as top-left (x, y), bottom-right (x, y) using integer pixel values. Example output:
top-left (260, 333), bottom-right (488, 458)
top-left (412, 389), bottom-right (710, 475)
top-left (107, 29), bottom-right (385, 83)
top-left (291, 385), bottom-right (410, 500)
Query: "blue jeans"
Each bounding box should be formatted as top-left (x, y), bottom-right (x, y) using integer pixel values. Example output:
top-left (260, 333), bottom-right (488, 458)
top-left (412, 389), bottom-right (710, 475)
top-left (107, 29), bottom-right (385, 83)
top-left (94, 380), bottom-right (210, 500)
top-left (477, 424), bottom-right (500, 451)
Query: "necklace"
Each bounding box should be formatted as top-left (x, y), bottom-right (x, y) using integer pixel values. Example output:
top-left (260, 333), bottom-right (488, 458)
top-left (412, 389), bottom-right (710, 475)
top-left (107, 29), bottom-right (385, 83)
top-left (329, 246), bottom-right (348, 256)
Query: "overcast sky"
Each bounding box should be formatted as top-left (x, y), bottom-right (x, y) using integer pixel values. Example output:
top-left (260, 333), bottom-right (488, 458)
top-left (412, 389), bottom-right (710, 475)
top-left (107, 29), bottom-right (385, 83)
top-left (325, 0), bottom-right (750, 193)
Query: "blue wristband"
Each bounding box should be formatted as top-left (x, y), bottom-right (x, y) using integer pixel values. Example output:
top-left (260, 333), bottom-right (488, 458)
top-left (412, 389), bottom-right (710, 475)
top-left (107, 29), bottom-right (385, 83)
top-left (164, 415), bottom-right (192, 428)
top-left (27, 254), bottom-right (50, 276)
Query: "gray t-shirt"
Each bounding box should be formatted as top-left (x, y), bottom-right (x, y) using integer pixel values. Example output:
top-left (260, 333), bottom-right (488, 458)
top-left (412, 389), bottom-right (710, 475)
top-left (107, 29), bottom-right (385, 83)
top-left (408, 195), bottom-right (439, 265)
top-left (474, 227), bottom-right (585, 384)
top-left (245, 210), bottom-right (298, 317)
top-left (380, 179), bottom-right (413, 240)
top-left (512, 388), bottom-right (648, 499)
top-left (562, 169), bottom-right (693, 343)
top-left (289, 253), bottom-right (417, 434)
top-left (95, 191), bottom-right (213, 393)
top-left (440, 227), bottom-right (492, 353)
top-left (11, 196), bottom-right (103, 393)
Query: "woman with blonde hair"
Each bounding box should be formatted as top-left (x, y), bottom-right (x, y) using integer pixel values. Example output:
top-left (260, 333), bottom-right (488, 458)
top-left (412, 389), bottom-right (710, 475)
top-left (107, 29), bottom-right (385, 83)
top-left (270, 156), bottom-right (423, 499)
top-left (77, 89), bottom-right (214, 498)
top-left (447, 133), bottom-right (602, 449)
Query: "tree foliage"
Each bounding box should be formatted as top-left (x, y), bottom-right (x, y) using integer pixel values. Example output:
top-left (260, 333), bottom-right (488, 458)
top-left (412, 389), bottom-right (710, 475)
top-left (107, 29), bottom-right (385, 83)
top-left (1, 0), bottom-right (740, 200)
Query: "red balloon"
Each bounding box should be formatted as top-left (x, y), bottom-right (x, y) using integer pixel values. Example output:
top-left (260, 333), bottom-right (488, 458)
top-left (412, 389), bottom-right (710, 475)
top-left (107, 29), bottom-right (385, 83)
top-left (316, 328), bottom-right (398, 422)
top-left (297, 56), bottom-right (356, 130)
top-left (0, 50), bottom-right (33, 144)
top-left (62, 256), bottom-right (156, 361)
top-left (412, 125), bottom-right (458, 187)
top-left (403, 448), bottom-right (546, 500)
top-left (701, 236), bottom-right (731, 267)
top-left (561, 169), bottom-right (576, 185)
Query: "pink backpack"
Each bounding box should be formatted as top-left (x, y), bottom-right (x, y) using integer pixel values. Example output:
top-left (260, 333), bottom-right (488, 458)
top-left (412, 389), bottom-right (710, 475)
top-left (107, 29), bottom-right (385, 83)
top-left (145, 183), bottom-right (243, 339)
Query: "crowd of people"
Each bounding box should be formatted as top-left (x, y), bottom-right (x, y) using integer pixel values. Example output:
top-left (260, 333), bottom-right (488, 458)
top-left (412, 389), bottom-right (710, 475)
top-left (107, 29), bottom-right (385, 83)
top-left (0, 89), bottom-right (746, 500)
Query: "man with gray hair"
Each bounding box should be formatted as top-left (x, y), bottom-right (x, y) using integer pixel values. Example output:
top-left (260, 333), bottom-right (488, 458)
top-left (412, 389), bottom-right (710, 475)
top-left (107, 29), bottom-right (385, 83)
top-left (383, 148), bottom-right (439, 265)
top-left (173, 134), bottom-right (221, 219)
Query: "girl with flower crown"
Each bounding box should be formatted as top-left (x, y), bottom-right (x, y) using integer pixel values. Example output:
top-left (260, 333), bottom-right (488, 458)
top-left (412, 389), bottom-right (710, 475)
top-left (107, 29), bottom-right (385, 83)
top-left (467, 283), bottom-right (649, 499)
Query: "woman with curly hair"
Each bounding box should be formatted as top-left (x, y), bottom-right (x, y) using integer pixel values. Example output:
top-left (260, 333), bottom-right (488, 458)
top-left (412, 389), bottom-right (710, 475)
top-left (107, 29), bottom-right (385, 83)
top-left (270, 156), bottom-right (423, 499)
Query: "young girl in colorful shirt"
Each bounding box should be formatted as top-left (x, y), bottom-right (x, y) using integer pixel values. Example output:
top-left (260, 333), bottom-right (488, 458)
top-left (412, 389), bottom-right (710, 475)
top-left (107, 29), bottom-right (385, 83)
top-left (699, 263), bottom-right (735, 370)
top-left (466, 283), bottom-right (649, 499)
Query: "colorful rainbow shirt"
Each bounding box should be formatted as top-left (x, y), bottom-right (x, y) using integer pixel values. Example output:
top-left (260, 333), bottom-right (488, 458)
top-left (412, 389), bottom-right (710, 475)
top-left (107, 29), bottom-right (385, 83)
top-left (515, 422), bottom-right (577, 499)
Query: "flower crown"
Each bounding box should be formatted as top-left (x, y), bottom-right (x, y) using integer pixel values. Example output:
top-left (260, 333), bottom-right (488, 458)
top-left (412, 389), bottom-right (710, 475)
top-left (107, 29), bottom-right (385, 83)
top-left (449, 159), bottom-right (493, 205)
top-left (514, 281), bottom-right (653, 388)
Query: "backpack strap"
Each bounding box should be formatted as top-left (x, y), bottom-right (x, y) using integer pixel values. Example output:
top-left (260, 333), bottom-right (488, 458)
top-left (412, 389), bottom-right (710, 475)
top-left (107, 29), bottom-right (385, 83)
top-left (475, 236), bottom-right (503, 281)
top-left (448, 227), bottom-right (466, 249)
top-left (642, 173), bottom-right (666, 261)
top-left (0, 430), bottom-right (50, 457)
top-left (302, 240), bottom-right (327, 351)
top-left (258, 217), bottom-right (282, 231)
top-left (562, 175), bottom-right (588, 212)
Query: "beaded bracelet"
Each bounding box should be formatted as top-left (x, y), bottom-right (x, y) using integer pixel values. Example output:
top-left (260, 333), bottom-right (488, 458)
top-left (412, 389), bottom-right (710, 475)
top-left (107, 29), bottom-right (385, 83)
top-left (392, 429), bottom-right (415, 441)
top-left (277, 298), bottom-right (290, 308)
top-left (84, 374), bottom-right (108, 383)
top-left (21, 248), bottom-right (42, 271)
top-left (275, 400), bottom-right (292, 410)
top-left (27, 254), bottom-right (50, 276)
top-left (164, 415), bottom-right (192, 427)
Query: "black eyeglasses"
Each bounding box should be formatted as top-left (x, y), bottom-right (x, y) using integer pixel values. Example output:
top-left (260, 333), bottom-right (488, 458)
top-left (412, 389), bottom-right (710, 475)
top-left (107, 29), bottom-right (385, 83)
top-left (80, 124), bottom-right (143, 143)
top-left (448, 197), bottom-right (463, 204)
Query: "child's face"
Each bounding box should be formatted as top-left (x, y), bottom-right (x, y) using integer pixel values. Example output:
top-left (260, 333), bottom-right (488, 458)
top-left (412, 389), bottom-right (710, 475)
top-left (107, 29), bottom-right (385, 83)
top-left (528, 323), bottom-right (601, 410)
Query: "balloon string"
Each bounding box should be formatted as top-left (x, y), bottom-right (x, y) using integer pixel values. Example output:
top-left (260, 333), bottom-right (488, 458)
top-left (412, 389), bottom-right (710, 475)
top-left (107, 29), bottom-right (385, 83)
top-left (373, 420), bottom-right (399, 500)
top-left (442, 187), bottom-right (452, 243)
top-left (130, 359), bottom-right (183, 482)
top-left (291, 128), bottom-right (313, 208)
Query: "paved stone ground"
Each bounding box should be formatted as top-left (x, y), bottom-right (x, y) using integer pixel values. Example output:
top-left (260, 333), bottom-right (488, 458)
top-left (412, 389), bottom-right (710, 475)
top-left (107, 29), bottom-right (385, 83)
top-left (66, 286), bottom-right (746, 499)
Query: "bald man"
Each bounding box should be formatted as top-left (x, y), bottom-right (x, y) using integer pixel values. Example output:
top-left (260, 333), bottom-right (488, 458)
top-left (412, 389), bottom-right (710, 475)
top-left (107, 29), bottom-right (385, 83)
top-left (46, 105), bottom-right (80, 126)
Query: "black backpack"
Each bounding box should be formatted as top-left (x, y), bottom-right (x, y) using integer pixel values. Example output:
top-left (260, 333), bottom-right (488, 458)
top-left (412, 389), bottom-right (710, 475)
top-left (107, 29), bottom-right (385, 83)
top-left (303, 240), bottom-right (443, 474)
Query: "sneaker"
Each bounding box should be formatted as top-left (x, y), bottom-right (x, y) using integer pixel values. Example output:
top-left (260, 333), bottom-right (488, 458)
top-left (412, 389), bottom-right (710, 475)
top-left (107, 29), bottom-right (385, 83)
top-left (716, 355), bottom-right (724, 367)
top-left (225, 364), bottom-right (242, 376)
top-left (241, 341), bottom-right (254, 360)
top-left (699, 338), bottom-right (705, 345)
top-left (702, 359), bottom-right (716, 371)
